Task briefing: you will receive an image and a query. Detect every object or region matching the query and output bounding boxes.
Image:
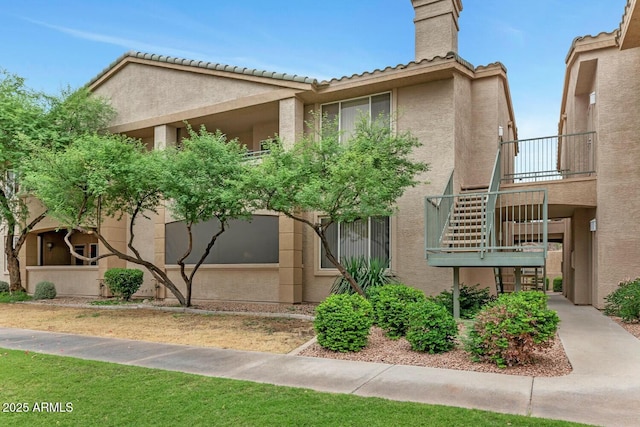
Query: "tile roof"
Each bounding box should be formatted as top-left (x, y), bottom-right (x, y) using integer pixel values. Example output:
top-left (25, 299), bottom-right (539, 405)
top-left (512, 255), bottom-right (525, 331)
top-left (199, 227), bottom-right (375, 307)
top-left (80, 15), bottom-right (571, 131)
top-left (565, 31), bottom-right (618, 62)
top-left (88, 50), bottom-right (491, 90)
top-left (320, 51), bottom-right (477, 84)
top-left (87, 51), bottom-right (319, 87)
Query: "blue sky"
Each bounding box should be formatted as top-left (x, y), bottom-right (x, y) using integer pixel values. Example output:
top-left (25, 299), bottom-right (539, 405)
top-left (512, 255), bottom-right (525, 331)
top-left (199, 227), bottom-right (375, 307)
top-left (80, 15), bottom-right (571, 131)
top-left (0, 0), bottom-right (626, 139)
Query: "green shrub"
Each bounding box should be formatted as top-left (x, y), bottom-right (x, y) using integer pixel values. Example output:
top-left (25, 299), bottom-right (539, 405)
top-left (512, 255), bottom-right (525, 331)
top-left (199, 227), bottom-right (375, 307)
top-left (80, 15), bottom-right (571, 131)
top-left (405, 300), bottom-right (458, 353)
top-left (330, 257), bottom-right (399, 295)
top-left (545, 277), bottom-right (550, 290)
top-left (33, 281), bottom-right (57, 300)
top-left (0, 281), bottom-right (9, 293)
top-left (370, 284), bottom-right (426, 339)
top-left (429, 283), bottom-right (494, 319)
top-left (465, 291), bottom-right (559, 368)
top-left (314, 294), bottom-right (373, 352)
top-left (604, 278), bottom-right (640, 322)
top-left (104, 268), bottom-right (144, 301)
top-left (553, 277), bottom-right (563, 292)
top-left (0, 291), bottom-right (32, 303)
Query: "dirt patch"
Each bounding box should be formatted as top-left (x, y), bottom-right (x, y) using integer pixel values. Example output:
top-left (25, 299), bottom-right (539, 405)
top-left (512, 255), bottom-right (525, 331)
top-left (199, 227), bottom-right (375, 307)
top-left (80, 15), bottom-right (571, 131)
top-left (0, 304), bottom-right (315, 354)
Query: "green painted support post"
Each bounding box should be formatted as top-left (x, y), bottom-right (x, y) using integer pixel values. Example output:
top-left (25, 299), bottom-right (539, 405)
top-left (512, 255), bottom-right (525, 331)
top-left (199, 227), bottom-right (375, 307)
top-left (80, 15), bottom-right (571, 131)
top-left (453, 267), bottom-right (460, 319)
top-left (515, 267), bottom-right (522, 292)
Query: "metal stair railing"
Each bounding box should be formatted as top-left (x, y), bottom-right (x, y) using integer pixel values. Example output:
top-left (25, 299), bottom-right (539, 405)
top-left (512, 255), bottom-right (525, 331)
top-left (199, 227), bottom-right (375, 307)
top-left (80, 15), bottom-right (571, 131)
top-left (424, 171), bottom-right (455, 256)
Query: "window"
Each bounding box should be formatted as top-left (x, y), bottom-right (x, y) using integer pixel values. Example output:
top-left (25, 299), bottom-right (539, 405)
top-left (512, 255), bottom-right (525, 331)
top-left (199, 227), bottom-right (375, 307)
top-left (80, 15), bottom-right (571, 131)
top-left (73, 245), bottom-right (85, 266)
top-left (322, 93), bottom-right (391, 141)
top-left (89, 244), bottom-right (98, 266)
top-left (320, 217), bottom-right (390, 269)
top-left (165, 215), bottom-right (279, 265)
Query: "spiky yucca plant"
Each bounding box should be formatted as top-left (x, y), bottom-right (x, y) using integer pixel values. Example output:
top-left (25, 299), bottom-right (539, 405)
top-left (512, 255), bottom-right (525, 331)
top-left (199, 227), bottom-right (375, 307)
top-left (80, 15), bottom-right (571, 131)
top-left (330, 257), bottom-right (398, 296)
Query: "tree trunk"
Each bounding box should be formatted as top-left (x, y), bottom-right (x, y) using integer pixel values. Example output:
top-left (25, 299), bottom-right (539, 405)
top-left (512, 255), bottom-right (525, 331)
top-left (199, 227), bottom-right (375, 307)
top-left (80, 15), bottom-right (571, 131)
top-left (5, 235), bottom-right (24, 293)
top-left (316, 228), bottom-right (365, 296)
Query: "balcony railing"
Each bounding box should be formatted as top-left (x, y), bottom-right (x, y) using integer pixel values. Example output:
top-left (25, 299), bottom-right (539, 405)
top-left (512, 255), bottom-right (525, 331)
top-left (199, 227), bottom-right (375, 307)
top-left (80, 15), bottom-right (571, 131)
top-left (244, 149), bottom-right (270, 159)
top-left (500, 132), bottom-right (596, 183)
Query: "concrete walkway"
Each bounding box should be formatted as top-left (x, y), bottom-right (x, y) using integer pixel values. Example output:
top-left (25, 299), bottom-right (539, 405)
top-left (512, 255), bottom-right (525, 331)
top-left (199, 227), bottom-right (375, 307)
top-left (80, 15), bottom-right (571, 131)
top-left (1, 295), bottom-right (639, 426)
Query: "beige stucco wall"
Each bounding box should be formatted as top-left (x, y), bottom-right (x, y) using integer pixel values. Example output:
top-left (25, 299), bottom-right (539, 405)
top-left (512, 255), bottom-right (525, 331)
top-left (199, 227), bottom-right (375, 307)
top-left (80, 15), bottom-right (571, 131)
top-left (546, 250), bottom-right (562, 283)
top-left (592, 47), bottom-right (640, 307)
top-left (165, 266), bottom-right (279, 302)
top-left (393, 80), bottom-right (456, 296)
top-left (26, 267), bottom-right (100, 297)
top-left (563, 39), bottom-right (640, 308)
top-left (93, 63), bottom-right (284, 127)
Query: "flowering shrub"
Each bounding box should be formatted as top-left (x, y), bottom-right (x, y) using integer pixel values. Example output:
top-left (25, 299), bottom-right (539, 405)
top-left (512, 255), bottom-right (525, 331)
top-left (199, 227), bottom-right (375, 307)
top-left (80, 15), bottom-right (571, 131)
top-left (465, 292), bottom-right (559, 367)
top-left (604, 278), bottom-right (640, 322)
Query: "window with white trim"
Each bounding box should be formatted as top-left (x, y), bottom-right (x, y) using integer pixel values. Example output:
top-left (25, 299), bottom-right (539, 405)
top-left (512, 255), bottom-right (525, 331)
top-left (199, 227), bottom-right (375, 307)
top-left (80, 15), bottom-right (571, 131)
top-left (320, 217), bottom-right (390, 269)
top-left (322, 93), bottom-right (391, 141)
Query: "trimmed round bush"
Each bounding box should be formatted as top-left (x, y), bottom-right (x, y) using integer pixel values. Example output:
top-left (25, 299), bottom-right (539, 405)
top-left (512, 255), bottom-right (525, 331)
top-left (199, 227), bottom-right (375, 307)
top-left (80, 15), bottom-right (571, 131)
top-left (104, 268), bottom-right (143, 301)
top-left (0, 281), bottom-right (9, 293)
top-left (465, 291), bottom-right (559, 368)
top-left (33, 281), bottom-right (57, 300)
top-left (370, 284), bottom-right (426, 339)
top-left (553, 277), bottom-right (563, 292)
top-left (406, 300), bottom-right (458, 353)
top-left (314, 294), bottom-right (373, 352)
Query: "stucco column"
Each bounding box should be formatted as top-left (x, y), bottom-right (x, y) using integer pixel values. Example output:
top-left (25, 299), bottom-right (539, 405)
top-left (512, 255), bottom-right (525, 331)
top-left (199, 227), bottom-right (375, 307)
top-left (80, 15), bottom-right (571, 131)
top-left (98, 216), bottom-right (127, 296)
top-left (278, 98), bottom-right (304, 303)
top-left (152, 125), bottom-right (178, 299)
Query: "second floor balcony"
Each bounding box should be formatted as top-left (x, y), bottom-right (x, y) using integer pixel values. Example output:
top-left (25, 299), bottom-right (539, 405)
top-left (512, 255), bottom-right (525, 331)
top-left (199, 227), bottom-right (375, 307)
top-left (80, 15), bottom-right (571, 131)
top-left (500, 132), bottom-right (596, 184)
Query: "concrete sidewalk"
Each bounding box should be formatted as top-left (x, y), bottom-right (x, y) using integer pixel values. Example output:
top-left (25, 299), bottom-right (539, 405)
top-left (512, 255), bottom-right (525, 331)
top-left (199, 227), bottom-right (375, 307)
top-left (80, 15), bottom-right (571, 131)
top-left (1, 295), bottom-right (639, 426)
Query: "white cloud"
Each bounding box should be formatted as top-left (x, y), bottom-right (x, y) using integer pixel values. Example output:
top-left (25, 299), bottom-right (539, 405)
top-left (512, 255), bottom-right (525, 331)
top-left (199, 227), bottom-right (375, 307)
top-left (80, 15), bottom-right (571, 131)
top-left (23, 18), bottom-right (207, 60)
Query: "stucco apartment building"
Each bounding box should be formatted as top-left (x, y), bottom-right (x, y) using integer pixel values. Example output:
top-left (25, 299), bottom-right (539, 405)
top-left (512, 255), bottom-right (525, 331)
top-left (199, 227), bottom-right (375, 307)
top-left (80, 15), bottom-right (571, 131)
top-left (3, 0), bottom-right (639, 309)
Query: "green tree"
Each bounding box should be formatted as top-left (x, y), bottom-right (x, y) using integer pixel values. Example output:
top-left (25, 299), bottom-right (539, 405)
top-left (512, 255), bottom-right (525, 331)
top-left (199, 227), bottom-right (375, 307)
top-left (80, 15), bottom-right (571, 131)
top-left (255, 116), bottom-right (428, 295)
top-left (0, 71), bottom-right (114, 292)
top-left (162, 127), bottom-right (253, 307)
top-left (23, 127), bottom-right (254, 307)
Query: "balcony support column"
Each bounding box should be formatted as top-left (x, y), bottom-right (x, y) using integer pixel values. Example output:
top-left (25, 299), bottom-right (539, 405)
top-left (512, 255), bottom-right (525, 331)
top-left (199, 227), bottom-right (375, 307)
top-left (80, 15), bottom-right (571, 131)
top-left (277, 98), bottom-right (304, 303)
top-left (453, 266), bottom-right (460, 319)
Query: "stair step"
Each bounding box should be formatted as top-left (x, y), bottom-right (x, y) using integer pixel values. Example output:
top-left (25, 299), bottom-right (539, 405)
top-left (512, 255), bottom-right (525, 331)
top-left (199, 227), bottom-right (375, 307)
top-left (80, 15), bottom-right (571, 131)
top-left (453, 213), bottom-right (485, 220)
top-left (457, 200), bottom-right (486, 205)
top-left (449, 218), bottom-right (485, 227)
top-left (448, 224), bottom-right (484, 230)
top-left (461, 185), bottom-right (489, 192)
top-left (442, 240), bottom-right (483, 246)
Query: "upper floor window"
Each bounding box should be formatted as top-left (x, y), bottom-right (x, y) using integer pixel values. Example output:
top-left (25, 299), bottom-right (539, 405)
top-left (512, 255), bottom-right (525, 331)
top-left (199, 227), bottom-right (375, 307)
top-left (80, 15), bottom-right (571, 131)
top-left (322, 93), bottom-right (391, 141)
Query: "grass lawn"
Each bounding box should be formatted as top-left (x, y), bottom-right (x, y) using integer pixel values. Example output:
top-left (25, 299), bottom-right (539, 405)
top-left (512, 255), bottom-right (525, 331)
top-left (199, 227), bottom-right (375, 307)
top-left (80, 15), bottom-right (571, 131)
top-left (0, 348), bottom-right (588, 427)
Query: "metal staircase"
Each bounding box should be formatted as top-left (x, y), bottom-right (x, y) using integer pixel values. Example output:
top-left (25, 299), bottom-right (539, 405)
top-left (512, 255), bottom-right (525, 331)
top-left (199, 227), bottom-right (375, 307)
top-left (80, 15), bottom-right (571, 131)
top-left (441, 189), bottom-right (488, 250)
top-left (425, 149), bottom-right (548, 316)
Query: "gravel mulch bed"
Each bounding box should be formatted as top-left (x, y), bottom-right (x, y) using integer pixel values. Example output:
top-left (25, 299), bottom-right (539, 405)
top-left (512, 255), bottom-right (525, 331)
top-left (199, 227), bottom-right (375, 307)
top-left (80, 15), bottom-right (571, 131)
top-left (300, 326), bottom-right (572, 377)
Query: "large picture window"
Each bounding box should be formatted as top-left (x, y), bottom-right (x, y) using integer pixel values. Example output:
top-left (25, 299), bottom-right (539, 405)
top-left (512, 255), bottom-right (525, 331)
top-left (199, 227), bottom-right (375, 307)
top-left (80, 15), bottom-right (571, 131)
top-left (322, 93), bottom-right (391, 141)
top-left (165, 215), bottom-right (279, 265)
top-left (320, 217), bottom-right (390, 269)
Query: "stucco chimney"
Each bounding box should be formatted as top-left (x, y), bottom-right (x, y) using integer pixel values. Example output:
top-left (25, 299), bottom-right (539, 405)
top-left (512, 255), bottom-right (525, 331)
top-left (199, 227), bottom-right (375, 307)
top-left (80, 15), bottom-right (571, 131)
top-left (412, 0), bottom-right (463, 60)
